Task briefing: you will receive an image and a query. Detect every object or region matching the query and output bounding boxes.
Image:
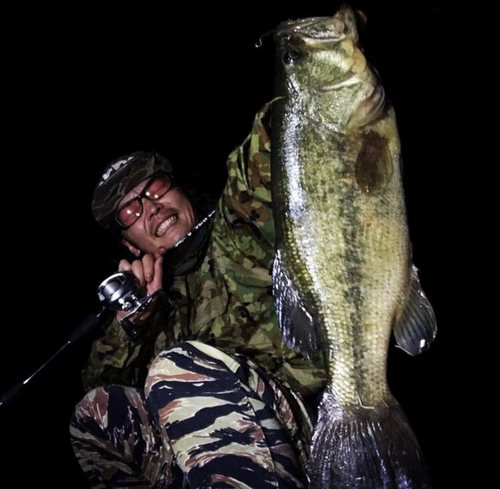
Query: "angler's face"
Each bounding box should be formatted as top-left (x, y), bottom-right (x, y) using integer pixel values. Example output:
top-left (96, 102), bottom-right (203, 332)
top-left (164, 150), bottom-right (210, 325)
top-left (119, 177), bottom-right (196, 255)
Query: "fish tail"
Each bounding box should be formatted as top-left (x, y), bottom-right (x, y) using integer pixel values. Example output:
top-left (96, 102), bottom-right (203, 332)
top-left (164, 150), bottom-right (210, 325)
top-left (309, 388), bottom-right (432, 489)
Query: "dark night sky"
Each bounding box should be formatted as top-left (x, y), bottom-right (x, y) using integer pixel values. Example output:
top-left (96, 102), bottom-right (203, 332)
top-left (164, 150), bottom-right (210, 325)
top-left (2, 1), bottom-right (491, 487)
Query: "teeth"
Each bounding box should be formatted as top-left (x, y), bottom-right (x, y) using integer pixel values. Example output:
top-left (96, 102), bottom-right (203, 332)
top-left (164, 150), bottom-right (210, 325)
top-left (156, 215), bottom-right (177, 237)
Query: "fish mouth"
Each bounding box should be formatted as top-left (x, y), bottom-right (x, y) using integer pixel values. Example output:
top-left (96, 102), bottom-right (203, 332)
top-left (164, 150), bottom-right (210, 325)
top-left (345, 83), bottom-right (386, 129)
top-left (358, 83), bottom-right (386, 124)
top-left (155, 213), bottom-right (178, 238)
top-left (276, 7), bottom-right (363, 46)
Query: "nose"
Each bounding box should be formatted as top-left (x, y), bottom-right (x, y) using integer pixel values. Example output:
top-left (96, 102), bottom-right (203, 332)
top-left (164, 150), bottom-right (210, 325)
top-left (142, 198), bottom-right (163, 219)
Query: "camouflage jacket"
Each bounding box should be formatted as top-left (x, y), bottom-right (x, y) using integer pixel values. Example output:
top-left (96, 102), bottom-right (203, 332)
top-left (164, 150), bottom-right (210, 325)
top-left (82, 100), bottom-right (327, 397)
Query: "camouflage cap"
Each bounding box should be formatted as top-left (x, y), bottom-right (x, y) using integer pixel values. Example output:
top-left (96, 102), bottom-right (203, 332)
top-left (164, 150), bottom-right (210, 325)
top-left (92, 151), bottom-right (173, 230)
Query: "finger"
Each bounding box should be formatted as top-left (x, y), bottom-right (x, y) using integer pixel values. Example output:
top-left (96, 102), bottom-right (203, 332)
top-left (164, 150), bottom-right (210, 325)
top-left (156, 246), bottom-right (167, 256)
top-left (122, 239), bottom-right (141, 257)
top-left (150, 254), bottom-right (164, 292)
top-left (131, 260), bottom-right (146, 288)
top-left (118, 259), bottom-right (132, 272)
top-left (142, 253), bottom-right (155, 283)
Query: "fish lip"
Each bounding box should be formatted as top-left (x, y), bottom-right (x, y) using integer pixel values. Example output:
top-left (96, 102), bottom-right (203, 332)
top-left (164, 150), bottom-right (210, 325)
top-left (154, 212), bottom-right (178, 238)
top-left (314, 76), bottom-right (361, 93)
top-left (352, 84), bottom-right (386, 127)
top-left (276, 17), bottom-right (344, 43)
top-left (278, 16), bottom-right (331, 30)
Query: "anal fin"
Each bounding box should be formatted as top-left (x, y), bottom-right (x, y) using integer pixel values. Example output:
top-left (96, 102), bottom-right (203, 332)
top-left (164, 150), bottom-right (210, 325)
top-left (393, 264), bottom-right (437, 356)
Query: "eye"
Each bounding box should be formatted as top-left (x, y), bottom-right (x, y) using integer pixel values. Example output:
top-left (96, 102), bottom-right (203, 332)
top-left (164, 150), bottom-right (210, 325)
top-left (117, 200), bottom-right (142, 227)
top-left (283, 47), bottom-right (302, 65)
top-left (145, 176), bottom-right (171, 200)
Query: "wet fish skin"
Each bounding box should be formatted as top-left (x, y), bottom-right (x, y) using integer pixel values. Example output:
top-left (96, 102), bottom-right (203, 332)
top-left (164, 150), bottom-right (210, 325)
top-left (271, 5), bottom-right (437, 488)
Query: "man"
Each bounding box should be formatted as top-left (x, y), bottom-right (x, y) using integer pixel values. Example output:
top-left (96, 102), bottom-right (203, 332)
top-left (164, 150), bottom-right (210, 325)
top-left (70, 100), bottom-right (326, 488)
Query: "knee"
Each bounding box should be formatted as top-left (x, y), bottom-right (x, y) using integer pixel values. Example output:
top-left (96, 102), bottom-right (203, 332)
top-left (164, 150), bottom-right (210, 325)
top-left (145, 341), bottom-right (205, 393)
top-left (150, 340), bottom-right (218, 365)
top-left (71, 386), bottom-right (113, 430)
top-left (70, 387), bottom-right (107, 446)
top-left (146, 341), bottom-right (239, 388)
top-left (70, 385), bottom-right (148, 446)
top-left (145, 341), bottom-right (243, 402)
top-left (72, 387), bottom-right (103, 419)
top-left (150, 340), bottom-right (239, 374)
top-left (71, 384), bottom-right (135, 433)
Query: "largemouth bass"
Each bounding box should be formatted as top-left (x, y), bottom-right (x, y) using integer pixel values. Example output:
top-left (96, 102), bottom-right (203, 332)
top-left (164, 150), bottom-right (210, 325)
top-left (271, 5), bottom-right (437, 488)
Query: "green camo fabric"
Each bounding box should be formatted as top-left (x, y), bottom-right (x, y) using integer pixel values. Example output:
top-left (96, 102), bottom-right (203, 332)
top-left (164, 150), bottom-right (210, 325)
top-left (82, 100), bottom-right (327, 397)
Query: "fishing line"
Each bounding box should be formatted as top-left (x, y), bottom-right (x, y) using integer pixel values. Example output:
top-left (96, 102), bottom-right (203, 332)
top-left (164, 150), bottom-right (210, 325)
top-left (254, 29), bottom-right (275, 48)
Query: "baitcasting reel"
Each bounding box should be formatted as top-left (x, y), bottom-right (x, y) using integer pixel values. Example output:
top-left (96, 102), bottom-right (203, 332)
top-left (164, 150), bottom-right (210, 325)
top-left (98, 271), bottom-right (159, 337)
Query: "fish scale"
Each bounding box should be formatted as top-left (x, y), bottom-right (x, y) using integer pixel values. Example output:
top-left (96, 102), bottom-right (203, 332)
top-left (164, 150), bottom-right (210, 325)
top-left (278, 115), bottom-right (402, 403)
top-left (271, 5), bottom-right (437, 488)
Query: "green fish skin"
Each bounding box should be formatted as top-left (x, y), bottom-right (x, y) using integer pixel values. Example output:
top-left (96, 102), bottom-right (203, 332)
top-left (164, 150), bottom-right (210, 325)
top-left (271, 5), bottom-right (437, 489)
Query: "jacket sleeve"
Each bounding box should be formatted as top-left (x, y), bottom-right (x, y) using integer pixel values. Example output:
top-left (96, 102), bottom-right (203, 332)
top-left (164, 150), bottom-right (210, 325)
top-left (81, 306), bottom-right (168, 392)
top-left (215, 99), bottom-right (278, 271)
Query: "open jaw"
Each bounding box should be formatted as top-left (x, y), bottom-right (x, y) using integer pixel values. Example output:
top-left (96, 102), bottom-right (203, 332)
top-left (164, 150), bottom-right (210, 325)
top-left (155, 213), bottom-right (178, 237)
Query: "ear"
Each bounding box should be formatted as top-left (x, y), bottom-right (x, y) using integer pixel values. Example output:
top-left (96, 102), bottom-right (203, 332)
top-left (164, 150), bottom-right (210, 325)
top-left (121, 238), bottom-right (142, 257)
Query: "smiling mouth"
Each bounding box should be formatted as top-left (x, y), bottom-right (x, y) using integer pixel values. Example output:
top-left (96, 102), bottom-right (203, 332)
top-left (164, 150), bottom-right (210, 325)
top-left (155, 214), bottom-right (178, 237)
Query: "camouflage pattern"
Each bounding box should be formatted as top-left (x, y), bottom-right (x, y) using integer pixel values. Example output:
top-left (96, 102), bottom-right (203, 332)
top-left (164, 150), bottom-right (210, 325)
top-left (82, 100), bottom-right (327, 398)
top-left (70, 385), bottom-right (180, 489)
top-left (71, 341), bottom-right (313, 488)
top-left (92, 151), bottom-right (173, 229)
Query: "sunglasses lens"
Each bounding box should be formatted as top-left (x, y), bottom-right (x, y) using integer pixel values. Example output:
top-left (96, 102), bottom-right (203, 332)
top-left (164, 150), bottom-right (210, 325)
top-left (145, 176), bottom-right (171, 199)
top-left (115, 175), bottom-right (173, 228)
top-left (117, 199), bottom-right (142, 228)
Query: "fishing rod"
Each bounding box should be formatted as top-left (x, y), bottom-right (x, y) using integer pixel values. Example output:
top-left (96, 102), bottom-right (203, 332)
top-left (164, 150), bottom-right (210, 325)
top-left (0, 271), bottom-right (158, 409)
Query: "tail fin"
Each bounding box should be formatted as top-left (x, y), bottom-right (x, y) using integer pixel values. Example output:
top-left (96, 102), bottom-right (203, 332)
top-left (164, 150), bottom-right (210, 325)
top-left (309, 388), bottom-right (432, 489)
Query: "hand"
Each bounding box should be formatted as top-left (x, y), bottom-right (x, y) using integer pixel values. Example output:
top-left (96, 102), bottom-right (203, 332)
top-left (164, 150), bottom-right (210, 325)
top-left (115, 245), bottom-right (167, 323)
top-left (118, 248), bottom-right (166, 296)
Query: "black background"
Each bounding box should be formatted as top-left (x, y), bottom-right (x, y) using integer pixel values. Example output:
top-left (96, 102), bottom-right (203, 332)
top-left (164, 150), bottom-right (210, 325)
top-left (2, 1), bottom-right (491, 487)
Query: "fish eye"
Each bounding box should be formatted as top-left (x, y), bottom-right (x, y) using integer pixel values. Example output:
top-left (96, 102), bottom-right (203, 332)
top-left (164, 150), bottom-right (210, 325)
top-left (283, 47), bottom-right (302, 65)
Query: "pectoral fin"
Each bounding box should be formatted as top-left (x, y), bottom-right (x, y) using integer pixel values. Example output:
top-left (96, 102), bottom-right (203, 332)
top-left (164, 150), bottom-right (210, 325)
top-left (393, 264), bottom-right (437, 356)
top-left (272, 249), bottom-right (323, 358)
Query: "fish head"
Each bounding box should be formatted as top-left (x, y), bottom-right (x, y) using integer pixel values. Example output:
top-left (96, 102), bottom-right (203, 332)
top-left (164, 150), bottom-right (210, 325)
top-left (273, 5), bottom-right (385, 130)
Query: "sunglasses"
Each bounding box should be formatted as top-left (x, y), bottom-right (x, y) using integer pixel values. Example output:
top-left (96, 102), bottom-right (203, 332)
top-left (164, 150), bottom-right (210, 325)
top-left (115, 173), bottom-right (173, 229)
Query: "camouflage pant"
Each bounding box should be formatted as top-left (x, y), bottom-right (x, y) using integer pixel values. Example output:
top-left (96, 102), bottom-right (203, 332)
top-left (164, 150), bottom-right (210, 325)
top-left (70, 341), bottom-right (314, 489)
